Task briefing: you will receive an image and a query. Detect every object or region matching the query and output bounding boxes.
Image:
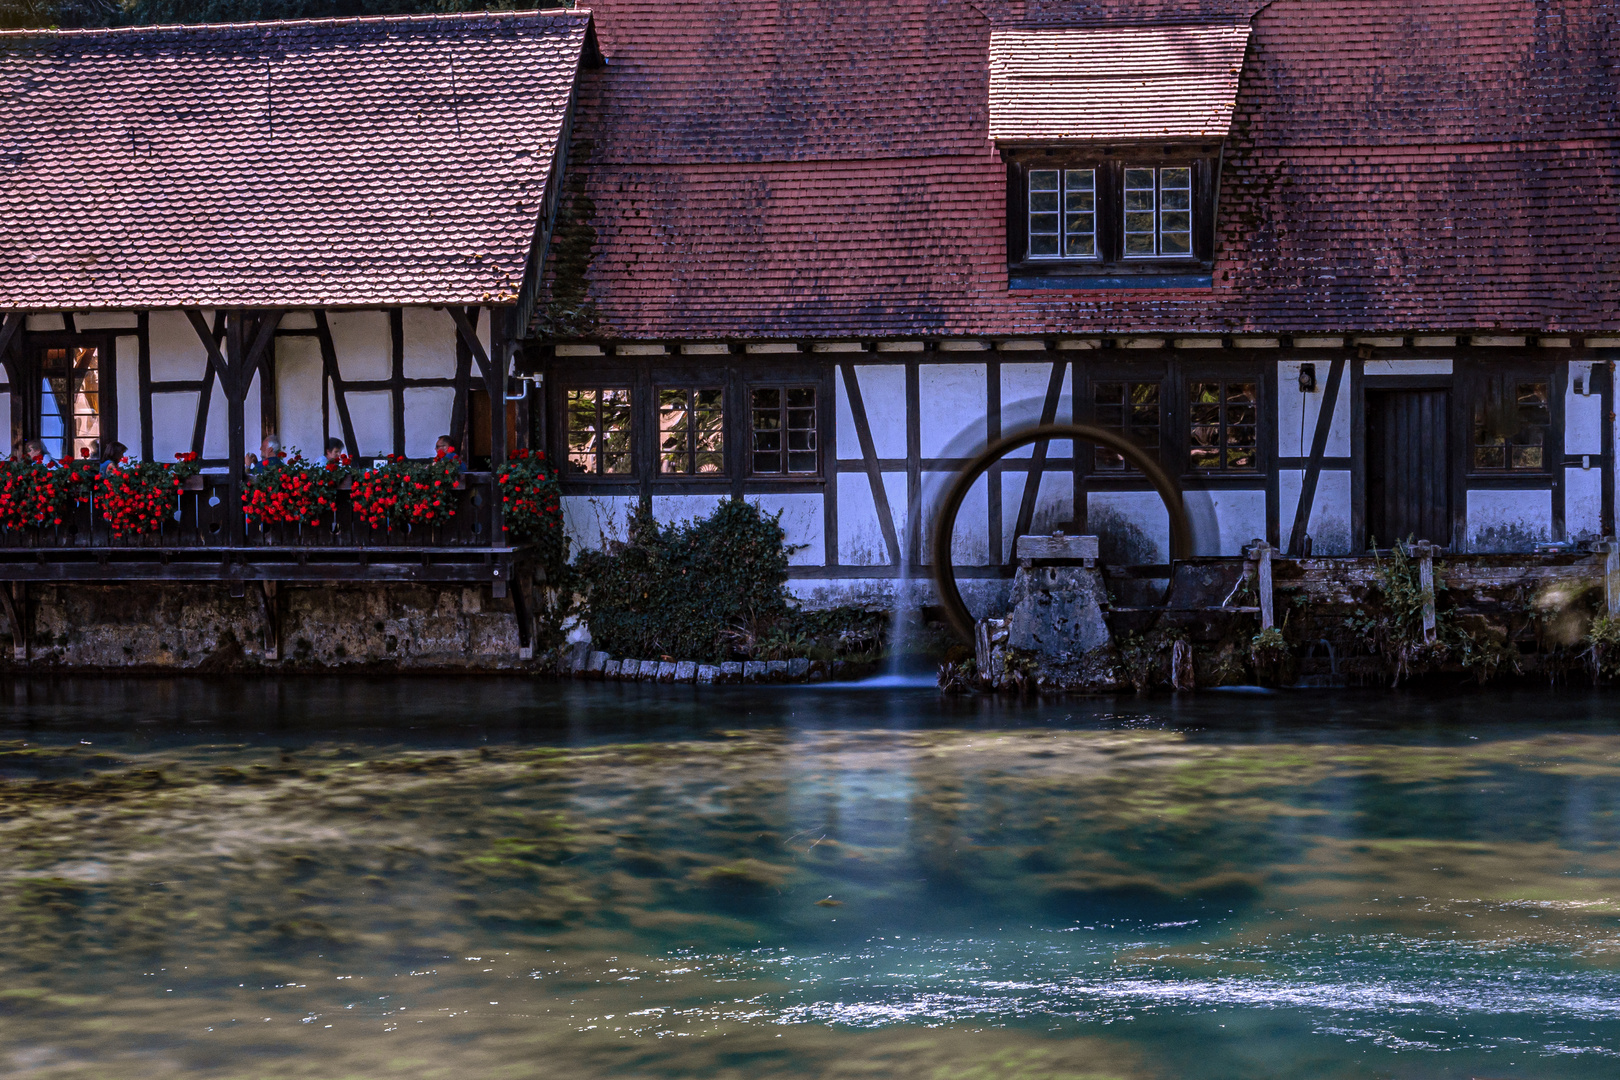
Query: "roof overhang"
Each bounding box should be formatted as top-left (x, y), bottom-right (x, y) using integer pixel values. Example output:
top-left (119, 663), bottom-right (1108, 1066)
top-left (988, 21), bottom-right (1252, 144)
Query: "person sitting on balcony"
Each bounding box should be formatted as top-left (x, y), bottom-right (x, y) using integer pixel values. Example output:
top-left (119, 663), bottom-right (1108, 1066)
top-left (323, 437), bottom-right (346, 466)
top-left (245, 451), bottom-right (260, 473)
top-left (435, 435), bottom-right (459, 462)
top-left (260, 436), bottom-right (283, 464)
top-left (24, 440), bottom-right (55, 466)
top-left (99, 442), bottom-right (128, 476)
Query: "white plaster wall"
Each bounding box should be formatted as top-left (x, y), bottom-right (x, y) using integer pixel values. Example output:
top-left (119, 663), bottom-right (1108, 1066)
top-left (919, 364), bottom-right (986, 457)
top-left (326, 311), bottom-right (391, 381)
top-left (150, 392), bottom-right (199, 462)
top-left (1565, 360), bottom-right (1604, 456)
top-left (1182, 487), bottom-right (1266, 556)
top-left (25, 314), bottom-right (64, 331)
top-left (999, 470), bottom-right (1073, 561)
top-left (72, 312), bottom-right (139, 330)
top-left (280, 311), bottom-right (317, 331)
top-left (837, 471), bottom-right (906, 565)
top-left (0, 393), bottom-right (9, 443)
top-left (343, 389), bottom-right (393, 458)
top-left (1467, 488), bottom-right (1552, 552)
top-left (1566, 466), bottom-right (1603, 540)
top-left (1000, 361), bottom-right (1073, 458)
top-left (202, 372), bottom-right (261, 460)
top-left (1088, 490), bottom-right (1170, 565)
top-left (750, 492), bottom-right (824, 566)
top-left (562, 494), bottom-right (637, 556)
top-left (920, 471), bottom-right (989, 565)
top-left (403, 306), bottom-right (458, 379)
top-left (403, 387), bottom-right (455, 457)
top-left (1278, 468), bottom-right (1353, 555)
top-left (114, 334), bottom-right (140, 453)
top-left (651, 494), bottom-right (726, 527)
top-left (148, 310), bottom-right (211, 381)
top-left (1276, 360), bottom-right (1350, 458)
top-left (851, 365), bottom-right (907, 459)
top-left (276, 336), bottom-right (326, 460)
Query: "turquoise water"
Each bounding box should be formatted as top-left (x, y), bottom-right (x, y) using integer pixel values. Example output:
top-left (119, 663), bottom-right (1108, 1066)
top-left (1, 679), bottom-right (1617, 1079)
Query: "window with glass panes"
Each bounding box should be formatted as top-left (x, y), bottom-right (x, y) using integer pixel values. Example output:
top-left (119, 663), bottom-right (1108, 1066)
top-left (1188, 381), bottom-right (1258, 471)
top-left (1123, 167), bottom-right (1193, 258)
top-left (1473, 380), bottom-right (1550, 471)
top-left (1092, 381), bottom-right (1161, 470)
top-left (38, 346), bottom-right (101, 462)
top-left (564, 387), bottom-right (633, 475)
top-left (751, 386), bottom-right (818, 475)
top-left (1027, 168), bottom-right (1097, 259)
top-left (658, 387), bottom-right (725, 475)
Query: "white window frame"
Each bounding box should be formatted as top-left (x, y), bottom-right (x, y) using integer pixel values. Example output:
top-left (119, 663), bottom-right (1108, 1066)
top-left (1123, 166), bottom-right (1195, 260)
top-left (1027, 167), bottom-right (1098, 261)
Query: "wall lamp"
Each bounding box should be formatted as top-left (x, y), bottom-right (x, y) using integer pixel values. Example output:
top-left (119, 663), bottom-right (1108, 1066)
top-left (1298, 363), bottom-right (1317, 393)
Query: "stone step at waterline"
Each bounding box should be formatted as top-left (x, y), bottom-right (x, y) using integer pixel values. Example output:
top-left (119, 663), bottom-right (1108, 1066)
top-left (579, 653), bottom-right (822, 684)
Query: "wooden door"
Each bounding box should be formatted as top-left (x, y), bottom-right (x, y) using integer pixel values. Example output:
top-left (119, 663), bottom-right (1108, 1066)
top-left (1365, 388), bottom-right (1450, 547)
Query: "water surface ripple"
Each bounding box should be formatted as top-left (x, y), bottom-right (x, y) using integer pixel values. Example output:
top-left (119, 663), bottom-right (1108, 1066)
top-left (0, 679), bottom-right (1617, 1079)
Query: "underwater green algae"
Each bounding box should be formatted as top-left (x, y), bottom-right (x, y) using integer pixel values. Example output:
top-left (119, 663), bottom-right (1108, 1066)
top-left (0, 721), bottom-right (1618, 1078)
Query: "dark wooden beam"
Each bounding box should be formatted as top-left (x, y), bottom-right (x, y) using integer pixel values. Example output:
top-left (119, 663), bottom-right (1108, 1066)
top-left (137, 312), bottom-right (154, 461)
top-left (390, 307), bottom-right (406, 458)
top-left (449, 304), bottom-right (494, 381)
top-left (225, 313), bottom-right (248, 546)
top-left (449, 307), bottom-right (474, 450)
top-left (1012, 359), bottom-right (1068, 546)
top-left (839, 362), bottom-right (902, 565)
top-left (184, 309), bottom-right (233, 387)
top-left (1288, 355), bottom-right (1346, 555)
top-left (312, 310), bottom-right (360, 458)
top-left (0, 312), bottom-right (23, 377)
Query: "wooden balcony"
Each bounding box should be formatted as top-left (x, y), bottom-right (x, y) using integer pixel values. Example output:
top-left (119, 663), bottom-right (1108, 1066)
top-left (0, 473), bottom-right (523, 592)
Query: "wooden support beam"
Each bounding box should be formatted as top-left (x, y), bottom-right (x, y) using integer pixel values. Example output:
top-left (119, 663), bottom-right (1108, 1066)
top-left (1288, 356), bottom-right (1346, 556)
top-left (137, 311), bottom-right (154, 461)
top-left (191, 311), bottom-right (225, 457)
top-left (0, 582), bottom-right (25, 662)
top-left (449, 304), bottom-right (494, 381)
top-left (312, 311), bottom-right (360, 458)
top-left (0, 312), bottom-right (23, 374)
top-left (839, 362), bottom-right (902, 566)
top-left (1012, 359), bottom-right (1068, 546)
top-left (257, 580), bottom-right (280, 661)
top-left (184, 309), bottom-right (233, 387)
top-left (225, 314), bottom-right (248, 546)
top-left (449, 307), bottom-right (475, 451)
top-left (390, 307), bottom-right (406, 458)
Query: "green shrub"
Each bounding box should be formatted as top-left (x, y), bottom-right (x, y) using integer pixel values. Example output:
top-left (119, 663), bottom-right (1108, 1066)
top-left (576, 500), bottom-right (790, 662)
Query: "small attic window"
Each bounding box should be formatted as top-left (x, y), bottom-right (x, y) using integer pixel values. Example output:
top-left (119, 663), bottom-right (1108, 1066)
top-left (1006, 151), bottom-right (1216, 279)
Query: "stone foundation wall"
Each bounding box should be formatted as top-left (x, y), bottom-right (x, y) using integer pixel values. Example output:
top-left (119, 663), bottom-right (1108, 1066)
top-left (0, 584), bottom-right (527, 672)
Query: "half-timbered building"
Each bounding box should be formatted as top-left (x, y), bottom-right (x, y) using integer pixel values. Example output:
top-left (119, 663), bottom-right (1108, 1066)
top-left (531, 0), bottom-right (1620, 613)
top-left (0, 10), bottom-right (597, 657)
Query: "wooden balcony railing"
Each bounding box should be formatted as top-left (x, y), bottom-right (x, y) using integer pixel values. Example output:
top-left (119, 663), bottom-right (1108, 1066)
top-left (0, 473), bottom-right (504, 551)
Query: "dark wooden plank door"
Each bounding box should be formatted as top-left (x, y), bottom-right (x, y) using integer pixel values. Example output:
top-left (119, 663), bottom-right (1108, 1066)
top-left (1366, 388), bottom-right (1450, 547)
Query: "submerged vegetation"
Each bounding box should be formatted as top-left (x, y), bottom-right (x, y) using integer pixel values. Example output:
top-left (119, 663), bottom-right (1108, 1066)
top-left (0, 712), bottom-right (1618, 1076)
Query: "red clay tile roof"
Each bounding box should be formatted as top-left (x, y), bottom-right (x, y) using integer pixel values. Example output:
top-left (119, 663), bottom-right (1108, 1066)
top-left (988, 23), bottom-right (1251, 143)
top-left (559, 0), bottom-right (1620, 339)
top-left (0, 10), bottom-right (594, 311)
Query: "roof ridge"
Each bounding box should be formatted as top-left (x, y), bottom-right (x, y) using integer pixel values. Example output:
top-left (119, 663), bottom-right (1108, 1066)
top-left (0, 6), bottom-right (591, 40)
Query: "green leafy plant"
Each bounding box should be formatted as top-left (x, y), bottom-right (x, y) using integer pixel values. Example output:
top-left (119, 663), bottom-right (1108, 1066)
top-left (1585, 612), bottom-right (1620, 682)
top-left (576, 500), bottom-right (791, 663)
top-left (1345, 539), bottom-right (1449, 686)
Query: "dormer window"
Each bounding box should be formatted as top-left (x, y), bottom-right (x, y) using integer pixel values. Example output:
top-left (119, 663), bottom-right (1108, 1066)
top-left (988, 21), bottom-right (1252, 289)
top-left (1006, 152), bottom-right (1215, 282)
